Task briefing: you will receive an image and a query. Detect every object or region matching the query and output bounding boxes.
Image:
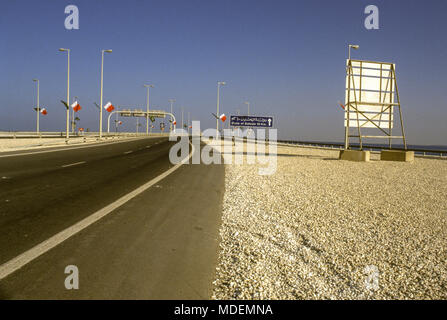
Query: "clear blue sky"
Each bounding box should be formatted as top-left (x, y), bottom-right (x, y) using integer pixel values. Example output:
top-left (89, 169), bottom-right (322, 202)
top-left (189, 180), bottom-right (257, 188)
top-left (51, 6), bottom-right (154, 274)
top-left (1, 0), bottom-right (446, 145)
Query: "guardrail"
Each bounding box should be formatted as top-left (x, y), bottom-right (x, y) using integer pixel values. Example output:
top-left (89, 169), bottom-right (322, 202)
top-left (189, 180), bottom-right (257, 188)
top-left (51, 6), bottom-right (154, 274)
top-left (0, 131), bottom-right (169, 139)
top-left (3, 132), bottom-right (444, 158)
top-left (276, 139), bottom-right (447, 158)
top-left (218, 135), bottom-right (447, 159)
top-left (0, 131), bottom-right (171, 152)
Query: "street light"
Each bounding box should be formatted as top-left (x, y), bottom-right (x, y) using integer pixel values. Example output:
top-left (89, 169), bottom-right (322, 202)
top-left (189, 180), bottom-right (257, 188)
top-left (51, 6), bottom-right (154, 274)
top-left (144, 84), bottom-right (154, 135)
top-left (168, 98), bottom-right (176, 131)
top-left (32, 79), bottom-right (39, 134)
top-left (59, 48), bottom-right (70, 139)
top-left (244, 101), bottom-right (250, 116)
top-left (216, 81), bottom-right (226, 134)
top-left (72, 96), bottom-right (78, 133)
top-left (181, 106), bottom-right (184, 130)
top-left (136, 117), bottom-right (142, 134)
top-left (234, 108), bottom-right (241, 135)
top-left (187, 112), bottom-right (190, 135)
top-left (348, 44), bottom-right (359, 60)
top-left (115, 106), bottom-right (120, 132)
top-left (99, 49), bottom-right (112, 139)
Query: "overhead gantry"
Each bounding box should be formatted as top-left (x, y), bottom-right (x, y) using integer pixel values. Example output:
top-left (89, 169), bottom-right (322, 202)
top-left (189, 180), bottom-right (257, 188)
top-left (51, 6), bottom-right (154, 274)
top-left (107, 108), bottom-right (177, 134)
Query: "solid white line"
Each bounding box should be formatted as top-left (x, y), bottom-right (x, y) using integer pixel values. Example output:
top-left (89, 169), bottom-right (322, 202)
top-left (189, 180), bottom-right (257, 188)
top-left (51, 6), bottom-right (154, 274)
top-left (61, 161), bottom-right (86, 168)
top-left (0, 144), bottom-right (193, 281)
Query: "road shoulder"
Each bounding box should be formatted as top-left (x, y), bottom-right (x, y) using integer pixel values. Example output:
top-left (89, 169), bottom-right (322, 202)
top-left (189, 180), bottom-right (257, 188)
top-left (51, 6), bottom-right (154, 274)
top-left (0, 156), bottom-right (225, 299)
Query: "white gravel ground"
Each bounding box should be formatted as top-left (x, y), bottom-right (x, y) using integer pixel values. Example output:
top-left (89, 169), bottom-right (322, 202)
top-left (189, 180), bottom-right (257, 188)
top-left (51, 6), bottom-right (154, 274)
top-left (212, 144), bottom-right (447, 299)
top-left (0, 138), bottom-right (84, 152)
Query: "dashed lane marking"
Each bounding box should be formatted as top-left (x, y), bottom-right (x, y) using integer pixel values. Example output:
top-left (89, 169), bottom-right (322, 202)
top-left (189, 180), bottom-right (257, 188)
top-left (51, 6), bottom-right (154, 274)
top-left (61, 161), bottom-right (86, 168)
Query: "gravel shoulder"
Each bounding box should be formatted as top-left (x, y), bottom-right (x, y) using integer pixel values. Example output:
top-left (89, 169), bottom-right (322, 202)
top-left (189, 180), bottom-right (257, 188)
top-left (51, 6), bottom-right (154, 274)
top-left (212, 144), bottom-right (447, 299)
top-left (0, 137), bottom-right (102, 152)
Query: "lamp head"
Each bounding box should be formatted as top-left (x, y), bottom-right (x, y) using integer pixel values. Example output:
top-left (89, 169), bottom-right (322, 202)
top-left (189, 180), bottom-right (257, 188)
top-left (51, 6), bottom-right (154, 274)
top-left (104, 49), bottom-right (112, 53)
top-left (350, 45), bottom-right (360, 50)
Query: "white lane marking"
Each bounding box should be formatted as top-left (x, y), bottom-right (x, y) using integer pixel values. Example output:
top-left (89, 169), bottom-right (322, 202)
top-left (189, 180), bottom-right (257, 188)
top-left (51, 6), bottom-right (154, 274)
top-left (124, 151), bottom-right (133, 154)
top-left (0, 143), bottom-right (193, 281)
top-left (0, 136), bottom-right (166, 158)
top-left (61, 161), bottom-right (86, 168)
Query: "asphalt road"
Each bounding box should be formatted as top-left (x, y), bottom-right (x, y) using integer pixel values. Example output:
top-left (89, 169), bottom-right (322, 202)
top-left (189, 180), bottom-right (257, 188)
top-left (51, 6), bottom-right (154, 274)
top-left (0, 137), bottom-right (225, 299)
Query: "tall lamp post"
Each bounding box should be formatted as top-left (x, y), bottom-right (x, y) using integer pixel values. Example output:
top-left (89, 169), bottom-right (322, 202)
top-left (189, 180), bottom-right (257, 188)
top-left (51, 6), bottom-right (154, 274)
top-left (144, 84), bottom-right (154, 135)
top-left (216, 81), bottom-right (226, 134)
top-left (72, 96), bottom-right (78, 133)
top-left (59, 48), bottom-right (70, 139)
top-left (99, 49), bottom-right (112, 139)
top-left (181, 106), bottom-right (184, 131)
top-left (115, 106), bottom-right (120, 132)
top-left (235, 108), bottom-right (241, 135)
top-left (33, 79), bottom-right (40, 134)
top-left (187, 112), bottom-right (190, 135)
top-left (136, 117), bottom-right (140, 134)
top-left (348, 44), bottom-right (359, 61)
top-left (168, 98), bottom-right (176, 131)
top-left (244, 101), bottom-right (250, 116)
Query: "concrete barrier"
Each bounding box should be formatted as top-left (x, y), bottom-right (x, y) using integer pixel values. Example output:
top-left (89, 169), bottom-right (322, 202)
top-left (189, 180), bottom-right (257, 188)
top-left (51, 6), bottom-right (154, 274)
top-left (339, 150), bottom-right (370, 162)
top-left (381, 150), bottom-right (414, 162)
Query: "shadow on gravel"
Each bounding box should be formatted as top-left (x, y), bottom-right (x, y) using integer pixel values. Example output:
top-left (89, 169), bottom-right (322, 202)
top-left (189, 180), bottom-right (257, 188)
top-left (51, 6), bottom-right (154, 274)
top-left (0, 286), bottom-right (11, 300)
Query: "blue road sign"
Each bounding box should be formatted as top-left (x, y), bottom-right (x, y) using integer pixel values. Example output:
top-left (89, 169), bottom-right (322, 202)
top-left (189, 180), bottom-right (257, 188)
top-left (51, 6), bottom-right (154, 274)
top-left (230, 115), bottom-right (273, 128)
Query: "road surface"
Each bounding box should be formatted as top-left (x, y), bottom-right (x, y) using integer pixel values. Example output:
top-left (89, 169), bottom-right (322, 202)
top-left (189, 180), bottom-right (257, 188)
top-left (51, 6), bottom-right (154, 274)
top-left (0, 137), bottom-right (225, 299)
